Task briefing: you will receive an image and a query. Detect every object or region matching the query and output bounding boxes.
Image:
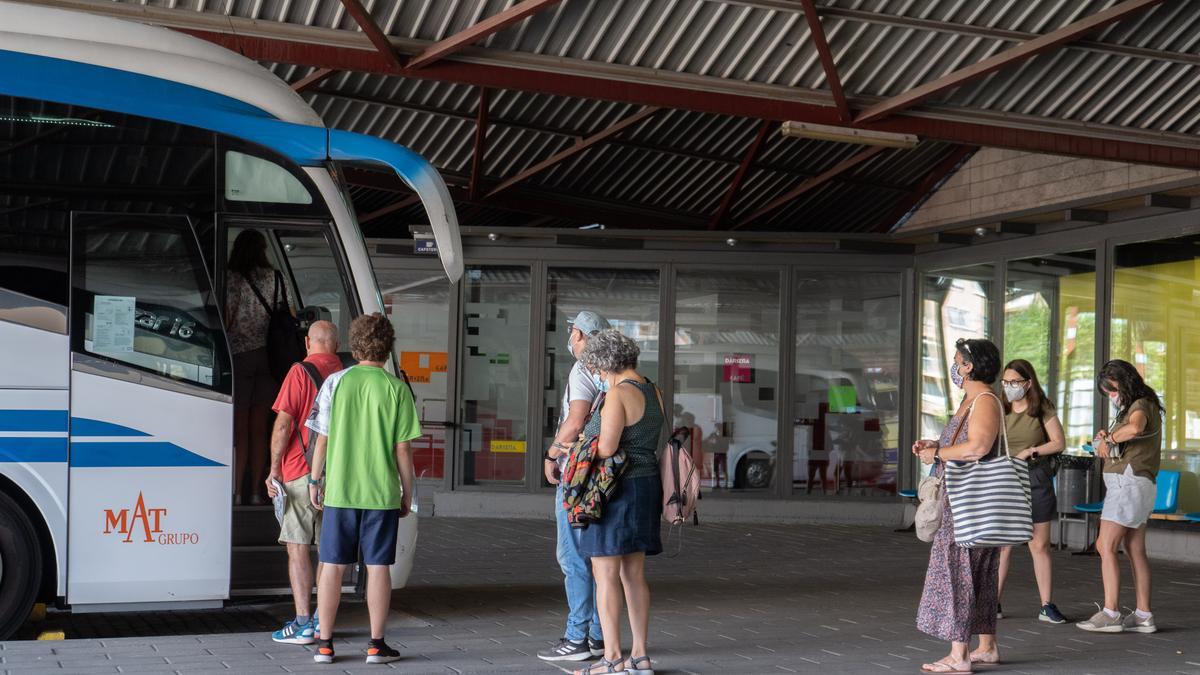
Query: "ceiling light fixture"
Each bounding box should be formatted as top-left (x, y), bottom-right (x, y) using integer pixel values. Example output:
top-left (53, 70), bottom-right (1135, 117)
top-left (780, 121), bottom-right (918, 149)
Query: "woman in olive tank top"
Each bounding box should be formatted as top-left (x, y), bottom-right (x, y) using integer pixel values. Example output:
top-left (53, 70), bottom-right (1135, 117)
top-left (575, 329), bottom-right (663, 675)
top-left (993, 360), bottom-right (1067, 633)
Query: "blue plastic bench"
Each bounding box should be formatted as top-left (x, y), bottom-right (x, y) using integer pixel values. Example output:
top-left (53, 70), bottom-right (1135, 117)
top-left (1073, 470), bottom-right (1180, 516)
top-left (1072, 471), bottom-right (1181, 550)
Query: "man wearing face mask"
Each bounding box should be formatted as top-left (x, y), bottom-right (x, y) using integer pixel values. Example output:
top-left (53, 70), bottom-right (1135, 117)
top-left (538, 310), bottom-right (611, 663)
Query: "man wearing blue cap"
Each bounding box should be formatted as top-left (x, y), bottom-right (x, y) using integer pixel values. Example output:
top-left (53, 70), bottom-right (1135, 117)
top-left (538, 310), bottom-right (611, 663)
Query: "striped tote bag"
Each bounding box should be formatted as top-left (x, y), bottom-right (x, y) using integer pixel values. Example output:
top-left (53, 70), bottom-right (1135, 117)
top-left (944, 393), bottom-right (1033, 548)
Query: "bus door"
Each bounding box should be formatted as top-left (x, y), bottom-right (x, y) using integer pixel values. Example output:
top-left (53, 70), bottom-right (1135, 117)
top-left (66, 213), bottom-right (234, 608)
top-left (217, 217), bottom-right (361, 594)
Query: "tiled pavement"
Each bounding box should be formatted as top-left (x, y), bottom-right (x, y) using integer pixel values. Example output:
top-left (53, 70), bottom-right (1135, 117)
top-left (4, 517), bottom-right (1200, 674)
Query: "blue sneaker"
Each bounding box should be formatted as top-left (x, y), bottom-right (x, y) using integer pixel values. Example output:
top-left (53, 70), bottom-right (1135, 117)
top-left (273, 617), bottom-right (316, 645)
top-left (1040, 603), bottom-right (1068, 624)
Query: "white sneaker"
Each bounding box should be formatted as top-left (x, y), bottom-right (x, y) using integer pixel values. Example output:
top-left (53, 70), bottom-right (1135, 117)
top-left (1122, 611), bottom-right (1158, 633)
top-left (1077, 605), bottom-right (1124, 633)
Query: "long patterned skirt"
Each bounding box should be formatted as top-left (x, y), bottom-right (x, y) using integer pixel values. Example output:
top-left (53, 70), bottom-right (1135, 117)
top-left (916, 466), bottom-right (1000, 642)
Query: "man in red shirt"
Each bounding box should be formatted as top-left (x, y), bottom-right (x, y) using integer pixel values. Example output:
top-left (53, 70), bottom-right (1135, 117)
top-left (265, 320), bottom-right (343, 644)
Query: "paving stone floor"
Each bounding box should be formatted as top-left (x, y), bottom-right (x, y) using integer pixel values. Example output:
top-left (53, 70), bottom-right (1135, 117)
top-left (4, 517), bottom-right (1200, 674)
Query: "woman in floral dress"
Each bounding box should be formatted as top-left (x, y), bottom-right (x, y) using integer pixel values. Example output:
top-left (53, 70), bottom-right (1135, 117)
top-left (912, 338), bottom-right (1005, 674)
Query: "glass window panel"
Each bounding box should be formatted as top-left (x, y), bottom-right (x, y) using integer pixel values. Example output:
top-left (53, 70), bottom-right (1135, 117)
top-left (277, 232), bottom-right (354, 345)
top-left (224, 151), bottom-right (312, 204)
top-left (920, 266), bottom-right (993, 440)
top-left (1005, 252), bottom-right (1097, 452)
top-left (1112, 237), bottom-right (1200, 511)
top-left (542, 269), bottom-right (660, 486)
top-left (376, 264), bottom-right (451, 481)
top-left (674, 270), bottom-right (780, 492)
top-left (793, 272), bottom-right (902, 497)
top-left (71, 214), bottom-right (231, 393)
top-left (460, 266), bottom-right (531, 485)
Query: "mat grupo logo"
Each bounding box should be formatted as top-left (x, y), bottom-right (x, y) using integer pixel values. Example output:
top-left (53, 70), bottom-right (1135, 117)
top-left (103, 492), bottom-right (199, 545)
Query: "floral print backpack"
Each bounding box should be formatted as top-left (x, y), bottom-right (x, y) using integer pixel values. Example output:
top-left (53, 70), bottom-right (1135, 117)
top-left (561, 392), bottom-right (629, 528)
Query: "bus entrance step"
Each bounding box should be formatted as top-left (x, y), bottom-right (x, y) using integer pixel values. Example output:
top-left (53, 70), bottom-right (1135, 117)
top-left (230, 546), bottom-right (315, 591)
top-left (232, 505), bottom-right (283, 547)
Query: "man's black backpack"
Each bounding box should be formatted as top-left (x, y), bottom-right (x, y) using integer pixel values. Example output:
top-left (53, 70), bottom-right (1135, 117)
top-left (243, 270), bottom-right (304, 382)
top-left (298, 361), bottom-right (326, 468)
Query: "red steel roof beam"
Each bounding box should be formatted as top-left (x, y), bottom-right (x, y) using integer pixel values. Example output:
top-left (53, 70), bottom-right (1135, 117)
top-left (176, 30), bottom-right (1200, 169)
top-left (407, 0), bottom-right (563, 70)
top-left (469, 88), bottom-right (492, 200)
top-left (855, 0), bottom-right (1167, 124)
top-left (872, 145), bottom-right (978, 233)
top-left (336, 0), bottom-right (405, 72)
top-left (485, 106), bottom-right (660, 199)
top-left (709, 120), bottom-right (774, 230)
top-left (799, 0), bottom-right (851, 123)
top-left (359, 194), bottom-right (422, 225)
top-left (291, 67), bottom-right (336, 92)
top-left (733, 146), bottom-right (886, 230)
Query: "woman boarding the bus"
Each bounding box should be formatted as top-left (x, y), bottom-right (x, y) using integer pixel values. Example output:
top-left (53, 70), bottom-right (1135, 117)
top-left (225, 229), bottom-right (290, 506)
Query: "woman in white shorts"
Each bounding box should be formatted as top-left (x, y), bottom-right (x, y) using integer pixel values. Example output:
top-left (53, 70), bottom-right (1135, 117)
top-left (1077, 360), bottom-right (1162, 635)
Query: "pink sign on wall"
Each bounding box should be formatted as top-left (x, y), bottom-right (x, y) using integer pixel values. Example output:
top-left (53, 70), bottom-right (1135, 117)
top-left (723, 353), bottom-right (754, 383)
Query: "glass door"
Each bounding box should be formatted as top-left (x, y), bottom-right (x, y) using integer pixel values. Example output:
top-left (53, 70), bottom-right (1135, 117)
top-left (67, 213), bottom-right (233, 606)
top-left (217, 218), bottom-right (360, 593)
top-left (458, 266), bottom-right (531, 486)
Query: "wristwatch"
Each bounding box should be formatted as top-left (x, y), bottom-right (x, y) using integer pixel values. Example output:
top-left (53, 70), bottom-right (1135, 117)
top-left (307, 475), bottom-right (322, 485)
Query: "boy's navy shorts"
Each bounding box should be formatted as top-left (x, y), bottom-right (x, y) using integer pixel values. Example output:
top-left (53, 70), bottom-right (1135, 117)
top-left (318, 506), bottom-right (401, 565)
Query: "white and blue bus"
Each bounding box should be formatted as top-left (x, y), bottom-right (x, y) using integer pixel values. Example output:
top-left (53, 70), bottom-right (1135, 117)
top-left (0, 1), bottom-right (462, 638)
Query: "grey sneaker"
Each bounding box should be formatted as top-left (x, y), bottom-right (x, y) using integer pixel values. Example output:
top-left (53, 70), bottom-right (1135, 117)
top-left (1077, 606), bottom-right (1124, 633)
top-left (1122, 611), bottom-right (1158, 634)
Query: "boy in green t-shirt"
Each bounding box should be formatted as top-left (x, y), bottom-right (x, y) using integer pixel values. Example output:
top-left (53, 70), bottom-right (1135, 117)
top-left (305, 313), bottom-right (420, 665)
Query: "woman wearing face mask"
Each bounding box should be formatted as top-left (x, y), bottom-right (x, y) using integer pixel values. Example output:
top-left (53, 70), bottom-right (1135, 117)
top-left (1076, 360), bottom-right (1163, 634)
top-left (991, 360), bottom-right (1067, 632)
top-left (913, 338), bottom-right (1005, 674)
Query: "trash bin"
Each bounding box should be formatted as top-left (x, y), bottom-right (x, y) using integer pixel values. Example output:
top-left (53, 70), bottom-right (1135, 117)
top-left (1056, 454), bottom-right (1093, 514)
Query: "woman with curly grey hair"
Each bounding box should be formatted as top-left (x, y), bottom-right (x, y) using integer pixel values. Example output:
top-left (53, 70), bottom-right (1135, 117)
top-left (573, 329), bottom-right (663, 675)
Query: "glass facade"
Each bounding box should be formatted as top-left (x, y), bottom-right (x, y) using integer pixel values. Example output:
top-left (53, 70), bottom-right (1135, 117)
top-left (375, 265), bottom-right (452, 481)
top-left (1113, 237), bottom-right (1200, 511)
top-left (920, 265), bottom-right (993, 440)
top-left (460, 266), bottom-right (531, 485)
top-left (674, 270), bottom-right (781, 492)
top-left (794, 273), bottom-right (902, 496)
top-left (542, 268), bottom-right (660, 485)
top-left (1005, 252), bottom-right (1097, 452)
top-left (366, 218), bottom-right (1200, 517)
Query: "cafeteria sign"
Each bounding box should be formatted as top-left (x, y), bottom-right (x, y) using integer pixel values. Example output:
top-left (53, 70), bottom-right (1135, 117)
top-left (414, 233), bottom-right (438, 255)
top-left (723, 354), bottom-right (754, 383)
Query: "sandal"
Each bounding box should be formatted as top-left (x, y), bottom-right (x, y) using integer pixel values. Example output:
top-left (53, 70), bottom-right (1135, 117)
top-left (574, 658), bottom-right (625, 675)
top-left (969, 650), bottom-right (1000, 666)
top-left (626, 655), bottom-right (654, 674)
top-left (920, 658), bottom-right (972, 674)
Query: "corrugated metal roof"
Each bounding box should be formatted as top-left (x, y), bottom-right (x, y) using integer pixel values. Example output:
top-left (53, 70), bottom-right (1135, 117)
top-left (88, 0), bottom-right (1200, 233)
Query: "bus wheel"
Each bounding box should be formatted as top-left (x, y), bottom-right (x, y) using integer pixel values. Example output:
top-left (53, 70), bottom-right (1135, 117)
top-left (0, 490), bottom-right (42, 640)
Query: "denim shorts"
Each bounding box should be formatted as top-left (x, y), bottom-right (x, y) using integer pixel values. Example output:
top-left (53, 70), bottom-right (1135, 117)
top-left (578, 474), bottom-right (663, 558)
top-left (319, 506), bottom-right (400, 565)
